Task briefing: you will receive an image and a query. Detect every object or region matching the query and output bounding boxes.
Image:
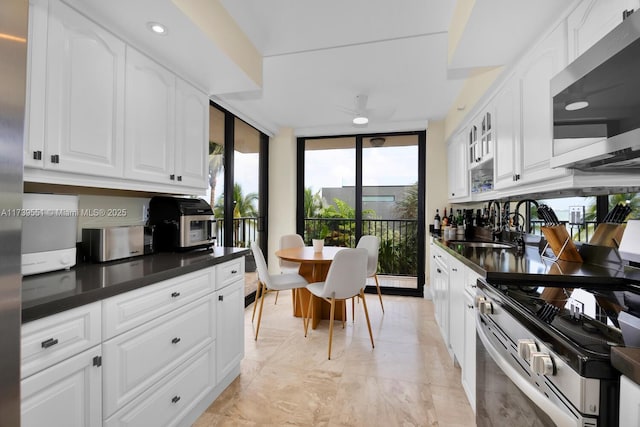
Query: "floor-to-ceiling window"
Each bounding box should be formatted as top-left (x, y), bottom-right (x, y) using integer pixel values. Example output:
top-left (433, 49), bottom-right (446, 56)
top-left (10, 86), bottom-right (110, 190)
top-left (297, 131), bottom-right (425, 297)
top-left (208, 102), bottom-right (268, 300)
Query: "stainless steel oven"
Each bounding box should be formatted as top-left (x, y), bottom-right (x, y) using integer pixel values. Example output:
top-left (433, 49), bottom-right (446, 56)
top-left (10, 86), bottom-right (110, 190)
top-left (475, 279), bottom-right (621, 427)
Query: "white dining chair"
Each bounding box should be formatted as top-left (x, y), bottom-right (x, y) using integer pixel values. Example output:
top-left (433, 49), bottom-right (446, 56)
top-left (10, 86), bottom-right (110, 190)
top-left (275, 234), bottom-right (305, 305)
top-left (251, 242), bottom-right (309, 340)
top-left (356, 235), bottom-right (384, 313)
top-left (304, 247), bottom-right (374, 359)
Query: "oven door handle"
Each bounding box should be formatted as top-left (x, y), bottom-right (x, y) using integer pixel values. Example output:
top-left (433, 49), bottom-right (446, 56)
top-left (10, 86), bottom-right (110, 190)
top-left (476, 318), bottom-right (579, 427)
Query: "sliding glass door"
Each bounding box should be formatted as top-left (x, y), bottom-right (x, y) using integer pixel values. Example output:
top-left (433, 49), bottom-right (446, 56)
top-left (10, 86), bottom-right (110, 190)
top-left (297, 131), bottom-right (425, 297)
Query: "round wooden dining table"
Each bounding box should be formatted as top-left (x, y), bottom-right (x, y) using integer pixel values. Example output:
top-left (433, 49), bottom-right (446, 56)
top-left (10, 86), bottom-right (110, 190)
top-left (275, 246), bottom-right (346, 329)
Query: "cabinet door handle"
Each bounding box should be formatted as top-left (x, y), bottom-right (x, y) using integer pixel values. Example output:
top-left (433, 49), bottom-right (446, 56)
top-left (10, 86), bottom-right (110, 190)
top-left (50, 154), bottom-right (59, 164)
top-left (451, 193), bottom-right (455, 197)
top-left (218, 295), bottom-right (224, 301)
top-left (231, 269), bottom-right (238, 274)
top-left (467, 304), bottom-right (474, 309)
top-left (471, 284), bottom-right (477, 288)
top-left (33, 150), bottom-right (42, 160)
top-left (451, 268), bottom-right (458, 272)
top-left (171, 337), bottom-right (181, 344)
top-left (171, 395), bottom-right (181, 404)
top-left (41, 338), bottom-right (59, 348)
top-left (171, 291), bottom-right (180, 298)
top-left (170, 174), bottom-right (175, 180)
top-left (436, 268), bottom-right (442, 274)
top-left (177, 175), bottom-right (182, 182)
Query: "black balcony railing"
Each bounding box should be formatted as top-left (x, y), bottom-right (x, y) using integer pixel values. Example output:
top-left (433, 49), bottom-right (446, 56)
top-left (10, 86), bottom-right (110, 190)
top-left (530, 220), bottom-right (599, 242)
top-left (214, 216), bottom-right (418, 277)
top-left (213, 217), bottom-right (258, 248)
top-left (304, 218), bottom-right (418, 277)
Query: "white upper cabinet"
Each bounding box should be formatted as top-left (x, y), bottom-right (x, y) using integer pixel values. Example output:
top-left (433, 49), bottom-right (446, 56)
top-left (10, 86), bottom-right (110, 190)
top-left (24, 0), bottom-right (208, 194)
top-left (494, 77), bottom-right (521, 189)
top-left (124, 47), bottom-right (209, 190)
top-left (26, 0), bottom-right (125, 176)
top-left (518, 22), bottom-right (569, 185)
top-left (175, 78), bottom-right (209, 189)
top-left (124, 46), bottom-right (176, 184)
top-left (447, 130), bottom-right (469, 200)
top-left (567, 0), bottom-right (640, 63)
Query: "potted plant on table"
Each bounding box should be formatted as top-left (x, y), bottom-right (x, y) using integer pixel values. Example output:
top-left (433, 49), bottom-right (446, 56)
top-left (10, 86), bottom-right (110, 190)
top-left (311, 224), bottom-right (330, 252)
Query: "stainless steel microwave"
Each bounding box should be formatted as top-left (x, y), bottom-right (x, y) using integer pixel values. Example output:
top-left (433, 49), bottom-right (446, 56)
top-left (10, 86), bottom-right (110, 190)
top-left (551, 9), bottom-right (640, 171)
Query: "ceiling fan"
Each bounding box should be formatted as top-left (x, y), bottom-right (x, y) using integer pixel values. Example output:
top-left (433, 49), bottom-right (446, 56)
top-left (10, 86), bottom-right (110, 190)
top-left (339, 94), bottom-right (395, 127)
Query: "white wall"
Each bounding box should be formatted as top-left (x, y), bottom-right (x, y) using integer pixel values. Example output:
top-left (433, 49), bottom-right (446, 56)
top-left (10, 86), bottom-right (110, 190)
top-left (425, 120), bottom-right (449, 296)
top-left (76, 195), bottom-right (149, 242)
top-left (267, 128), bottom-right (297, 274)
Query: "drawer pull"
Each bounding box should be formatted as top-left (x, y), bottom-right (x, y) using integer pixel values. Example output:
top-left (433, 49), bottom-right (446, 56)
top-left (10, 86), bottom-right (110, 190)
top-left (171, 395), bottom-right (181, 404)
top-left (171, 337), bottom-right (181, 344)
top-left (41, 338), bottom-right (59, 349)
top-left (171, 292), bottom-right (180, 298)
top-left (218, 295), bottom-right (224, 301)
top-left (231, 269), bottom-right (238, 274)
top-left (467, 304), bottom-right (474, 309)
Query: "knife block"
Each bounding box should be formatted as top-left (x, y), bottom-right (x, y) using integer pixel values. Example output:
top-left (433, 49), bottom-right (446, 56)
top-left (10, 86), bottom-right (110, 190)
top-left (540, 225), bottom-right (583, 263)
top-left (589, 223), bottom-right (626, 248)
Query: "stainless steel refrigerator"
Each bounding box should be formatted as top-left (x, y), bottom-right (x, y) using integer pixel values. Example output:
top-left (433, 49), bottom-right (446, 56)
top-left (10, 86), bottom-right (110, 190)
top-left (0, 0), bottom-right (28, 425)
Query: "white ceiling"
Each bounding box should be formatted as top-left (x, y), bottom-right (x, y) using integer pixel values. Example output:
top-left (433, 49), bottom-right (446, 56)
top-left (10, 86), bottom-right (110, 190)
top-left (65, 0), bottom-right (575, 137)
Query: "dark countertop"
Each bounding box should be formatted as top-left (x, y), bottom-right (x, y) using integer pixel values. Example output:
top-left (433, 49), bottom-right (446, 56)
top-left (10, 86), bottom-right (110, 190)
top-left (22, 247), bottom-right (250, 323)
top-left (612, 347), bottom-right (640, 385)
top-left (433, 236), bottom-right (639, 287)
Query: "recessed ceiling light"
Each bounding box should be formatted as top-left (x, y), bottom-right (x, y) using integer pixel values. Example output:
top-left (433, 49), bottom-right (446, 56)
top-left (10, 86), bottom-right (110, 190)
top-left (147, 22), bottom-right (168, 35)
top-left (565, 99), bottom-right (589, 111)
top-left (353, 116), bottom-right (368, 125)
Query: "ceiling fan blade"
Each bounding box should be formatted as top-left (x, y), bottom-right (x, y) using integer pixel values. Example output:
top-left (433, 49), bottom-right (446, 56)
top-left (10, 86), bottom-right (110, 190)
top-left (367, 107), bottom-right (395, 120)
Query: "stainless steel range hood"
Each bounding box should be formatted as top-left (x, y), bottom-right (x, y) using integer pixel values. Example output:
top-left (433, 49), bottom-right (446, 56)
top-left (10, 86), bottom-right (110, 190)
top-left (550, 127), bottom-right (640, 171)
top-left (551, 9), bottom-right (640, 172)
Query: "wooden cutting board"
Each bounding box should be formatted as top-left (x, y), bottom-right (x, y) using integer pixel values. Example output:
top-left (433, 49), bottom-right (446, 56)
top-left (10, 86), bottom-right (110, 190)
top-left (589, 223), bottom-right (626, 247)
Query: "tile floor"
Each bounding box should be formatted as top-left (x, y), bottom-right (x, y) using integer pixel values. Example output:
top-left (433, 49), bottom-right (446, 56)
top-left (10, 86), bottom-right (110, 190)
top-left (193, 291), bottom-right (476, 426)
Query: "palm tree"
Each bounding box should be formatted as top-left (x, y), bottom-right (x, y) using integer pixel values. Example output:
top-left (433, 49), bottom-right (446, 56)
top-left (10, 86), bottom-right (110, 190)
top-left (585, 193), bottom-right (640, 222)
top-left (394, 182), bottom-right (418, 219)
top-left (214, 183), bottom-right (258, 247)
top-left (303, 187), bottom-right (323, 218)
top-left (208, 141), bottom-right (224, 208)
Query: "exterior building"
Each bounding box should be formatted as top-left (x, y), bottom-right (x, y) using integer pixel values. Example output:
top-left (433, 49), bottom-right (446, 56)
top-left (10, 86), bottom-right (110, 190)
top-left (321, 185), bottom-right (414, 220)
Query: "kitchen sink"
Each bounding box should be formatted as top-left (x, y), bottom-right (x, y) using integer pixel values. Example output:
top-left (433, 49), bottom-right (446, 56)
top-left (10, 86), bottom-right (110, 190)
top-left (447, 240), bottom-right (515, 249)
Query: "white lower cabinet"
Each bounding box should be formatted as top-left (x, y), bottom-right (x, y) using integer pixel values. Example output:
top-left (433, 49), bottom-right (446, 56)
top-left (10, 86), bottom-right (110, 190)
top-left (21, 259), bottom-right (246, 427)
top-left (619, 375), bottom-right (640, 427)
top-left (21, 346), bottom-right (102, 427)
top-left (449, 257), bottom-right (466, 362)
top-left (431, 246), bottom-right (450, 347)
top-left (216, 278), bottom-right (245, 381)
top-left (462, 291), bottom-right (476, 413)
top-left (104, 344), bottom-right (216, 427)
top-left (431, 244), bottom-right (478, 411)
top-left (102, 295), bottom-right (216, 417)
